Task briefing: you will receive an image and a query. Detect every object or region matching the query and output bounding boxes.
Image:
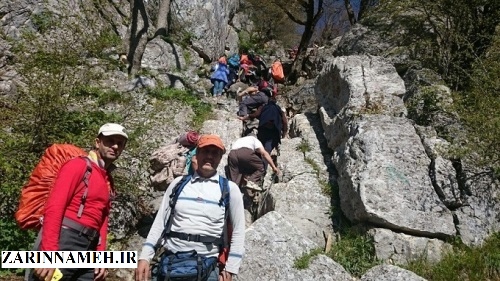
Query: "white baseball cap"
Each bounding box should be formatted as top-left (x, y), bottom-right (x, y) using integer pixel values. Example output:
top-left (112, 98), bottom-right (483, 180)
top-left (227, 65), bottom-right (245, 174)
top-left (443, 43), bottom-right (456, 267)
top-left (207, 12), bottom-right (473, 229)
top-left (98, 123), bottom-right (128, 139)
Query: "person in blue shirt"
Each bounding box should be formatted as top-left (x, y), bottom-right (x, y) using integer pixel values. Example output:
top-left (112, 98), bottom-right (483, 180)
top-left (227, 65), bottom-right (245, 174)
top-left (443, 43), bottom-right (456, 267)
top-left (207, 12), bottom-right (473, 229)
top-left (211, 55), bottom-right (230, 98)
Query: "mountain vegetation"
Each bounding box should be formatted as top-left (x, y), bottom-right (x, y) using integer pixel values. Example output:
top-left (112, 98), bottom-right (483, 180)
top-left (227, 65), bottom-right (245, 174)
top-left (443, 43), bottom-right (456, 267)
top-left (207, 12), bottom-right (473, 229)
top-left (0, 0), bottom-right (498, 279)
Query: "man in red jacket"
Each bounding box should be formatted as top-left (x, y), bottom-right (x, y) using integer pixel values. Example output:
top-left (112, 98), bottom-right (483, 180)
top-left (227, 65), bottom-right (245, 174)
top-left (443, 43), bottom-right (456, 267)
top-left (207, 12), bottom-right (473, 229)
top-left (31, 123), bottom-right (128, 281)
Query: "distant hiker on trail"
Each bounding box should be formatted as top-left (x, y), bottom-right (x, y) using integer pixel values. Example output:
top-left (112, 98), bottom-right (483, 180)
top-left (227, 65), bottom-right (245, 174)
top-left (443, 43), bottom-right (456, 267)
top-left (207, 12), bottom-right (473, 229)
top-left (227, 53), bottom-right (240, 86)
top-left (29, 123), bottom-right (128, 281)
top-left (270, 58), bottom-right (285, 84)
top-left (236, 80), bottom-right (271, 118)
top-left (228, 134), bottom-right (280, 190)
top-left (236, 85), bottom-right (258, 102)
top-left (240, 94), bottom-right (287, 170)
top-left (136, 134), bottom-right (245, 281)
top-left (211, 55), bottom-right (229, 99)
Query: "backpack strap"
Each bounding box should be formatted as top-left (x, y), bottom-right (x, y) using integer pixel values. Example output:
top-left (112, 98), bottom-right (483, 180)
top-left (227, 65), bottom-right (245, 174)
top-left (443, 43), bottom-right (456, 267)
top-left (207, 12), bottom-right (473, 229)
top-left (219, 176), bottom-right (230, 249)
top-left (154, 175), bottom-right (231, 247)
top-left (152, 175), bottom-right (192, 254)
top-left (77, 157), bottom-right (92, 218)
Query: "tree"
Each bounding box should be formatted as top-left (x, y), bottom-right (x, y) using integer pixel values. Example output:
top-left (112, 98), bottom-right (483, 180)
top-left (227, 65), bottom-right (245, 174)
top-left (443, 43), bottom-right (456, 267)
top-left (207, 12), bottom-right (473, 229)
top-left (344, 0), bottom-right (357, 25)
top-left (272, 0), bottom-right (324, 83)
top-left (122, 0), bottom-right (173, 75)
top-left (455, 25), bottom-right (500, 175)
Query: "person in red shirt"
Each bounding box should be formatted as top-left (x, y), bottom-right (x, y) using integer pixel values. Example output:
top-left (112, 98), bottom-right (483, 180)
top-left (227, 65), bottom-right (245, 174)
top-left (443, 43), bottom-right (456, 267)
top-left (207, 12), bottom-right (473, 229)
top-left (31, 123), bottom-right (128, 281)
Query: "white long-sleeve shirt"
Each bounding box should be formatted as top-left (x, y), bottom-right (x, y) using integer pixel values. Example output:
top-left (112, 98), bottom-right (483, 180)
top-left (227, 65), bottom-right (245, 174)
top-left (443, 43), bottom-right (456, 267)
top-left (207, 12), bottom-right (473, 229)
top-left (139, 172), bottom-right (245, 274)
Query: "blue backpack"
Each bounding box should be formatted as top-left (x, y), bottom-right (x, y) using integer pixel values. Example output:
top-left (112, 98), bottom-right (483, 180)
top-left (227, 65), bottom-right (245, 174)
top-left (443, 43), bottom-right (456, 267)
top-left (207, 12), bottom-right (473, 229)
top-left (153, 175), bottom-right (230, 281)
top-left (228, 54), bottom-right (240, 68)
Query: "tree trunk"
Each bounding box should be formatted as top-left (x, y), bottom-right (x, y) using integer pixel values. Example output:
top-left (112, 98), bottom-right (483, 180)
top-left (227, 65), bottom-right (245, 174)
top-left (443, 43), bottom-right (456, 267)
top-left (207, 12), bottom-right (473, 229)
top-left (286, 0), bottom-right (323, 83)
top-left (126, 0), bottom-right (150, 76)
top-left (288, 23), bottom-right (315, 82)
top-left (154, 0), bottom-right (171, 37)
top-left (344, 0), bottom-right (357, 25)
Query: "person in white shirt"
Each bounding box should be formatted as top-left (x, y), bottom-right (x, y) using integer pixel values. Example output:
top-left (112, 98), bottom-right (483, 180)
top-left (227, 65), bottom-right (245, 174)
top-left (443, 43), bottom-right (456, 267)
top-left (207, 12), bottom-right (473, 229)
top-left (135, 135), bottom-right (245, 281)
top-left (227, 134), bottom-right (280, 189)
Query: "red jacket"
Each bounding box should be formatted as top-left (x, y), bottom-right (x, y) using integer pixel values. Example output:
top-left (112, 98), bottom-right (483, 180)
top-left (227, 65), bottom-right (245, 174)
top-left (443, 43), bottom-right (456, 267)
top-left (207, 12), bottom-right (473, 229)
top-left (40, 157), bottom-right (113, 251)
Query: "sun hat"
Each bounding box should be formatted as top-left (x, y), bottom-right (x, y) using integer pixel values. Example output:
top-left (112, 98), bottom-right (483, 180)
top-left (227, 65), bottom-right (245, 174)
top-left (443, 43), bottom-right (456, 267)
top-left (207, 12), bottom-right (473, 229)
top-left (98, 123), bottom-right (128, 139)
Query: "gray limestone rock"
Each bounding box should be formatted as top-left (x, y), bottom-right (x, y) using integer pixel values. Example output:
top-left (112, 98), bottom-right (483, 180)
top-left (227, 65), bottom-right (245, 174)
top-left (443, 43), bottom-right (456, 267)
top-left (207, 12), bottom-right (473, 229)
top-left (333, 115), bottom-right (455, 237)
top-left (272, 172), bottom-right (332, 247)
top-left (236, 211), bottom-right (354, 281)
top-left (170, 0), bottom-right (239, 60)
top-left (360, 264), bottom-right (427, 281)
top-left (369, 228), bottom-right (451, 265)
top-left (316, 56), bottom-right (456, 238)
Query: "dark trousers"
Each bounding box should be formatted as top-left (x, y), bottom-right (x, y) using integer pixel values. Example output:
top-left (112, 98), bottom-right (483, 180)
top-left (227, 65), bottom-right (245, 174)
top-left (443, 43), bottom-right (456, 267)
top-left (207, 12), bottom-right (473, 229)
top-left (28, 227), bottom-right (99, 281)
top-left (237, 94), bottom-right (267, 116)
top-left (227, 148), bottom-right (265, 186)
top-left (257, 127), bottom-right (280, 170)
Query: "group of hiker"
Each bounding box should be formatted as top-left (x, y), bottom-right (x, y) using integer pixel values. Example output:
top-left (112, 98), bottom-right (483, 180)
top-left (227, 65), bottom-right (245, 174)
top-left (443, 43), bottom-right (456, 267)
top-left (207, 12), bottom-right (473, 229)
top-left (210, 50), bottom-right (285, 99)
top-left (17, 50), bottom-right (289, 281)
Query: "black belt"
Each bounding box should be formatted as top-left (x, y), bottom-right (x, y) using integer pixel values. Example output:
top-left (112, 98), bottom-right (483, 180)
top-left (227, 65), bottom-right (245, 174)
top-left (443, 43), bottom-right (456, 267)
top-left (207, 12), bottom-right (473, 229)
top-left (62, 217), bottom-right (99, 240)
top-left (168, 231), bottom-right (221, 244)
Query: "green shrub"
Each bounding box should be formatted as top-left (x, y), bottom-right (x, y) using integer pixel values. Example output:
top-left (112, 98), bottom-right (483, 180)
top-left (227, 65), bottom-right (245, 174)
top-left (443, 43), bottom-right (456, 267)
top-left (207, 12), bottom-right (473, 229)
top-left (147, 87), bottom-right (213, 130)
top-left (31, 11), bottom-right (56, 34)
top-left (296, 138), bottom-right (311, 156)
top-left (406, 232), bottom-right (500, 281)
top-left (327, 231), bottom-right (380, 277)
top-left (293, 248), bottom-right (324, 269)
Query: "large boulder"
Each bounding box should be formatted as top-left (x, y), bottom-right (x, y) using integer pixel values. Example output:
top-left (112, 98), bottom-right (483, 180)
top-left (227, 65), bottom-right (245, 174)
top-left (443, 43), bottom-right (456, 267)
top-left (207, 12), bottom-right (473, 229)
top-left (315, 55), bottom-right (457, 260)
top-left (170, 0), bottom-right (239, 60)
top-left (236, 211), bottom-right (355, 281)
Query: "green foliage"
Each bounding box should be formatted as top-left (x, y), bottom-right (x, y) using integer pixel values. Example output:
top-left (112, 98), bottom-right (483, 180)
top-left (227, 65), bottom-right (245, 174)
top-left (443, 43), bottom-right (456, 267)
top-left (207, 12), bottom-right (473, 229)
top-left (0, 209), bottom-right (37, 276)
top-left (293, 248), bottom-right (324, 269)
top-left (327, 231), bottom-right (380, 277)
top-left (296, 138), bottom-right (311, 156)
top-left (406, 232), bottom-right (500, 281)
top-left (31, 11), bottom-right (56, 34)
top-left (376, 0), bottom-right (500, 90)
top-left (406, 86), bottom-right (444, 126)
top-left (75, 86), bottom-right (132, 106)
top-left (146, 87), bottom-right (213, 130)
top-left (452, 26), bottom-right (500, 174)
top-left (244, 0), bottom-right (302, 49)
top-left (319, 179), bottom-right (333, 197)
top-left (238, 31), bottom-right (264, 54)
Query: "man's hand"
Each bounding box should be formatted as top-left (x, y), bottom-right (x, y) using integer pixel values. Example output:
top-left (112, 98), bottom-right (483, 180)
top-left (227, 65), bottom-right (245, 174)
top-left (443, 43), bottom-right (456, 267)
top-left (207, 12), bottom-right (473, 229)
top-left (33, 268), bottom-right (55, 281)
top-left (135, 260), bottom-right (150, 281)
top-left (272, 167), bottom-right (282, 177)
top-left (219, 270), bottom-right (233, 281)
top-left (94, 268), bottom-right (108, 281)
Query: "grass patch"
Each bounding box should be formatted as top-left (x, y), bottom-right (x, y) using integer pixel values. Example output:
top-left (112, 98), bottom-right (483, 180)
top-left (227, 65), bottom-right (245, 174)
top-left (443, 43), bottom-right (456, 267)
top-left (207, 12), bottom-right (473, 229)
top-left (147, 87), bottom-right (213, 130)
top-left (296, 138), bottom-right (311, 156)
top-left (327, 230), bottom-right (380, 277)
top-left (319, 179), bottom-right (333, 197)
top-left (293, 248), bottom-right (324, 269)
top-left (305, 157), bottom-right (320, 174)
top-left (74, 86), bottom-right (131, 106)
top-left (405, 232), bottom-right (500, 281)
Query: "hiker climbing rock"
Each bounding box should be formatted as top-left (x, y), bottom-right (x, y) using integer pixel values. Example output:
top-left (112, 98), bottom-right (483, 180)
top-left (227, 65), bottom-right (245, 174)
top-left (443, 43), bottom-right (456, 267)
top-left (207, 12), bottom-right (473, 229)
top-left (255, 97), bottom-right (288, 170)
top-left (228, 134), bottom-right (280, 211)
top-left (236, 80), bottom-right (271, 118)
top-left (211, 55), bottom-right (230, 100)
top-left (227, 134), bottom-right (280, 189)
